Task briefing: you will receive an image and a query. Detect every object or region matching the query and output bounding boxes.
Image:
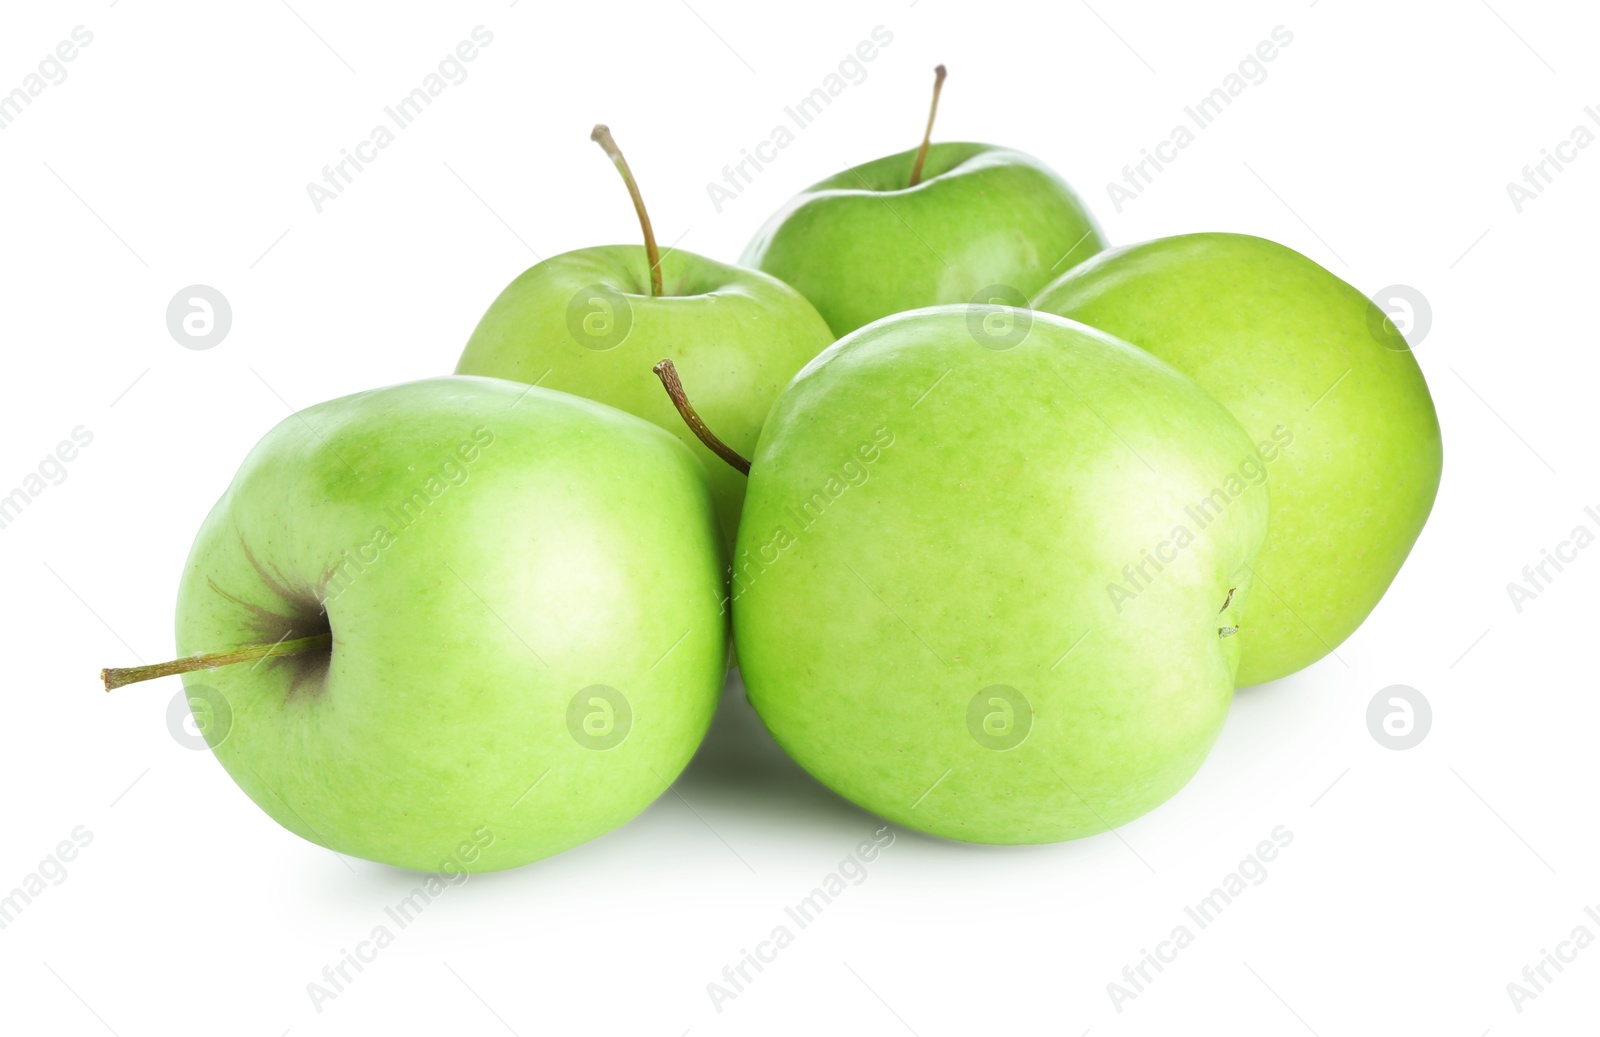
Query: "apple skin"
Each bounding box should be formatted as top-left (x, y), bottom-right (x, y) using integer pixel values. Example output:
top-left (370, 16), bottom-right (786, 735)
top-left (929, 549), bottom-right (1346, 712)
top-left (740, 143), bottom-right (1107, 338)
top-left (176, 376), bottom-right (727, 872)
top-left (1032, 233), bottom-right (1443, 686)
top-left (731, 307), bottom-right (1268, 844)
top-left (456, 245), bottom-right (834, 548)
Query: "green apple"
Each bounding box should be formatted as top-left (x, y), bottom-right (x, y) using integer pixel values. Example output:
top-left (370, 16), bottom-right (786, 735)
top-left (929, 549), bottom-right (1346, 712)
top-left (103, 376), bottom-right (727, 872)
top-left (1032, 233), bottom-right (1443, 686)
top-left (711, 306), bottom-right (1269, 843)
top-left (741, 66), bottom-right (1106, 337)
top-left (457, 126), bottom-right (834, 547)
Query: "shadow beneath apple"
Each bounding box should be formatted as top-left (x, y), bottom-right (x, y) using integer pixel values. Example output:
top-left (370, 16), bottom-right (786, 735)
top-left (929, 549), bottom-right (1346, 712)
top-left (672, 670), bottom-right (1133, 860)
top-left (671, 669), bottom-right (884, 835)
top-left (337, 672), bottom-right (1100, 896)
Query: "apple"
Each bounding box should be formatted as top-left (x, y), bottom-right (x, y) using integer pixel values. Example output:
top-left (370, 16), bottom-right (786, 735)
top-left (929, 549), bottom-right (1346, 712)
top-left (658, 306), bottom-right (1269, 843)
top-left (1032, 233), bottom-right (1443, 685)
top-left (457, 125), bottom-right (834, 547)
top-left (741, 66), bottom-right (1106, 337)
top-left (102, 376), bottom-right (728, 872)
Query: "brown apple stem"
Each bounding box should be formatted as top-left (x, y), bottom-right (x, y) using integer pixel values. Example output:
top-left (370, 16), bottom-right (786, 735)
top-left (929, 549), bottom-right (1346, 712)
top-left (908, 64), bottom-right (947, 188)
top-left (1217, 588), bottom-right (1239, 636)
top-left (652, 359), bottom-right (751, 476)
top-left (100, 632), bottom-right (333, 692)
top-left (591, 124), bottom-right (663, 297)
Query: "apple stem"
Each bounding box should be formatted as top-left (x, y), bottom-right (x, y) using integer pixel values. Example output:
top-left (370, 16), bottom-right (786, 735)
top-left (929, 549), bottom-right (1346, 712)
top-left (1216, 588), bottom-right (1239, 636)
top-left (652, 359), bottom-right (751, 476)
top-left (591, 124), bottom-right (663, 297)
top-left (907, 64), bottom-right (947, 188)
top-left (100, 632), bottom-right (333, 692)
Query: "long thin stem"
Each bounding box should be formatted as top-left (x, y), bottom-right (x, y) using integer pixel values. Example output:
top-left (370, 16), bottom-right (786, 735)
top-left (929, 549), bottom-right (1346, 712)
top-left (908, 64), bottom-right (947, 188)
top-left (591, 124), bottom-right (663, 297)
top-left (101, 632), bottom-right (332, 691)
top-left (652, 360), bottom-right (751, 476)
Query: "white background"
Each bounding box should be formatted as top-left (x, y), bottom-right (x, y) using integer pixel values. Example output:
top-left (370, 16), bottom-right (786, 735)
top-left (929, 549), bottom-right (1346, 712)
top-left (2, 0), bottom-right (1595, 1033)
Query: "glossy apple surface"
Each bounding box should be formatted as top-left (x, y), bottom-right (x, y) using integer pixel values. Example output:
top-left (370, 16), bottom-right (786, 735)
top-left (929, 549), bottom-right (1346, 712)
top-left (176, 376), bottom-right (727, 872)
top-left (1034, 233), bottom-right (1443, 685)
top-left (732, 307), bottom-right (1268, 843)
top-left (742, 143), bottom-right (1105, 337)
